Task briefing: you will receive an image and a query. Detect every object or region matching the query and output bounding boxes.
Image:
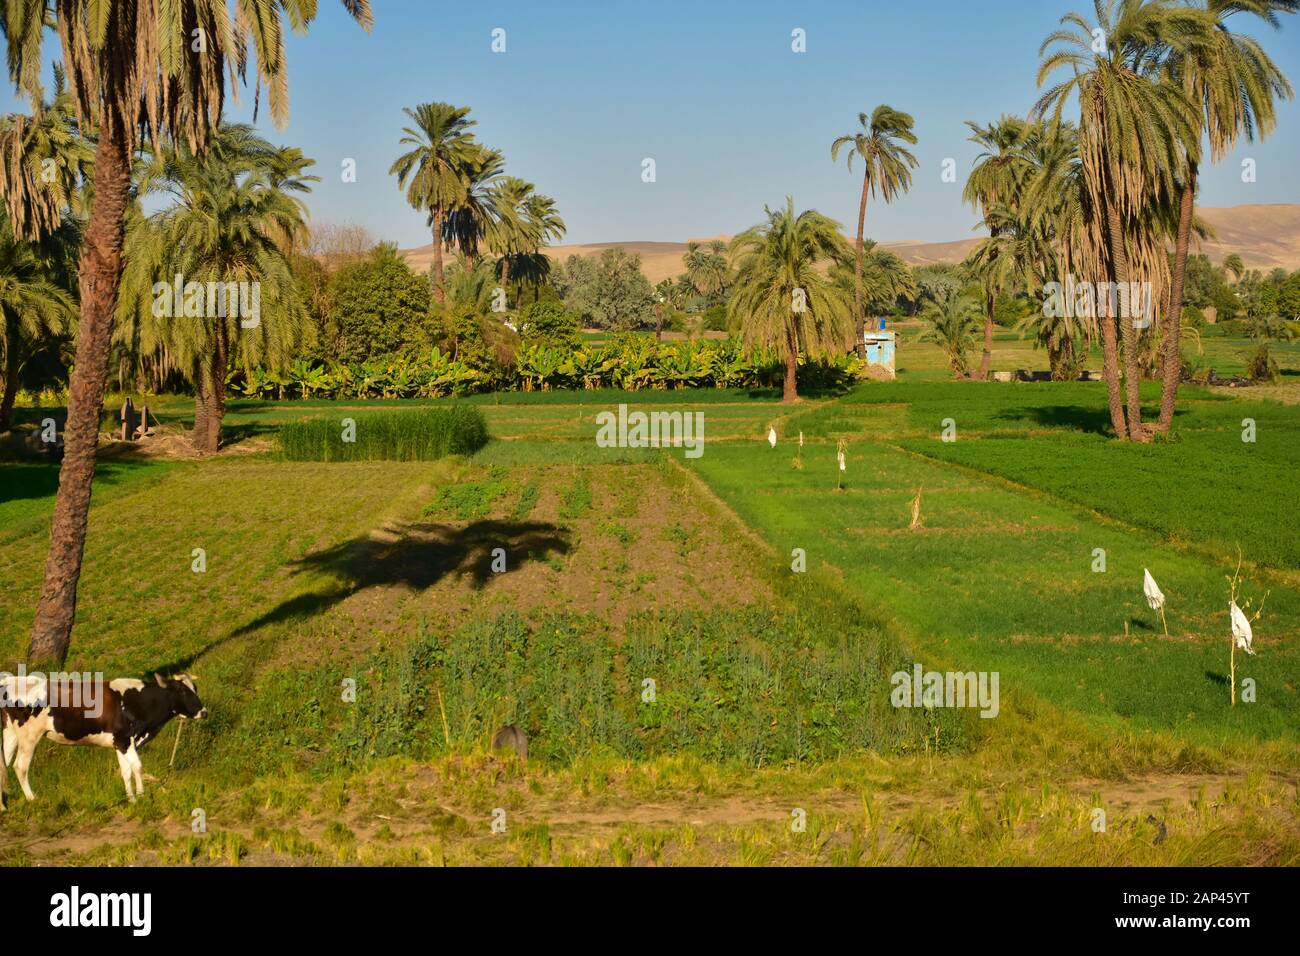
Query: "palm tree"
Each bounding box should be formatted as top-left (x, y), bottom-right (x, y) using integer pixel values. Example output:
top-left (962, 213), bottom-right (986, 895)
top-left (1156, 0), bottom-right (1295, 431)
top-left (0, 223), bottom-right (77, 431)
top-left (513, 191), bottom-right (565, 304)
top-left (0, 74), bottom-right (87, 431)
top-left (0, 0), bottom-right (373, 665)
top-left (963, 116), bottom-right (1032, 379)
top-left (963, 206), bottom-right (1044, 377)
top-left (831, 106), bottom-right (919, 360)
top-left (1222, 252), bottom-right (1245, 283)
top-left (728, 198), bottom-right (853, 403)
top-left (390, 103), bottom-right (481, 304)
top-left (917, 295), bottom-right (984, 378)
top-left (0, 66), bottom-right (93, 241)
top-left (1035, 0), bottom-right (1207, 441)
top-left (118, 124), bottom-right (315, 454)
top-left (830, 240), bottom-right (917, 318)
top-left (443, 146), bottom-right (506, 263)
top-left (683, 240), bottom-right (730, 304)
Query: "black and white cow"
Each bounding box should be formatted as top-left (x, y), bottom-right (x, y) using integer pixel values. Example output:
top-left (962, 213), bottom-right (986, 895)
top-left (0, 673), bottom-right (207, 807)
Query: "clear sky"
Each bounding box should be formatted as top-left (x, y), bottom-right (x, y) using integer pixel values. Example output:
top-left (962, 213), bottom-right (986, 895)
top-left (6, 0), bottom-right (1300, 247)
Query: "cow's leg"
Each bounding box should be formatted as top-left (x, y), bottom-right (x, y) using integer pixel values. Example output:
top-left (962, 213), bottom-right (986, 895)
top-left (0, 721), bottom-right (12, 810)
top-left (115, 749), bottom-right (136, 803)
top-left (14, 730), bottom-right (39, 801)
top-left (127, 743), bottom-right (144, 797)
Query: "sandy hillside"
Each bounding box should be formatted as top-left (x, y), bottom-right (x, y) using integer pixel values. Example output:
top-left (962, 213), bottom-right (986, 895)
top-left (400, 204), bottom-right (1300, 278)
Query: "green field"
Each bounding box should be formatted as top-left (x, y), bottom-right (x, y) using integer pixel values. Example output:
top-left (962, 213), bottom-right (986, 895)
top-left (1, 344), bottom-right (1298, 866)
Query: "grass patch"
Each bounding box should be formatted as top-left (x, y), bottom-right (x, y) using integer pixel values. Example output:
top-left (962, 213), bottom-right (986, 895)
top-left (278, 406), bottom-right (488, 461)
top-left (687, 441), bottom-right (1300, 744)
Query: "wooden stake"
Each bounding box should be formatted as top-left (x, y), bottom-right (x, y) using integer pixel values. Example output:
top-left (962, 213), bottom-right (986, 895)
top-left (1230, 641), bottom-right (1236, 708)
top-left (1159, 606), bottom-right (1167, 637)
top-left (169, 719), bottom-right (184, 767)
top-left (437, 688), bottom-right (451, 748)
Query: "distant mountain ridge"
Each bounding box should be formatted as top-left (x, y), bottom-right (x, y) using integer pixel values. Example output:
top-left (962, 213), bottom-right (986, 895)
top-left (400, 203), bottom-right (1300, 283)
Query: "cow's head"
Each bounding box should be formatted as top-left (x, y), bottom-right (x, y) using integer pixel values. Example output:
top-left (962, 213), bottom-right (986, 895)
top-left (154, 673), bottom-right (208, 720)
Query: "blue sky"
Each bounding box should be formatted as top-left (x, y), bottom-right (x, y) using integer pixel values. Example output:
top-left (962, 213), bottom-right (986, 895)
top-left (6, 0), bottom-right (1300, 247)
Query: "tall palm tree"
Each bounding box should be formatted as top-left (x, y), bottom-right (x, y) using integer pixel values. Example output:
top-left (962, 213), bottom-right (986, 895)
top-left (728, 198), bottom-right (853, 403)
top-left (0, 0), bottom-right (373, 666)
top-left (963, 116), bottom-right (1032, 379)
top-left (472, 177), bottom-right (565, 308)
top-left (0, 223), bottom-right (77, 430)
top-left (831, 106), bottom-right (918, 359)
top-left (964, 203), bottom-right (1046, 374)
top-left (118, 123), bottom-right (315, 454)
top-left (515, 191), bottom-right (565, 301)
top-left (1156, 0), bottom-right (1295, 431)
top-left (1035, 0), bottom-right (1207, 441)
top-left (443, 145), bottom-right (505, 263)
top-left (390, 103), bottom-right (481, 304)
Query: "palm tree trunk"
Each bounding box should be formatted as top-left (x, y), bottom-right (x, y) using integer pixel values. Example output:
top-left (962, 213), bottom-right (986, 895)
top-left (853, 175), bottom-right (869, 360)
top-left (431, 207), bottom-right (446, 304)
top-left (1157, 165), bottom-right (1196, 433)
top-left (28, 110), bottom-right (132, 666)
top-left (978, 288), bottom-right (995, 380)
top-left (1059, 335), bottom-right (1076, 381)
top-left (1101, 178), bottom-right (1148, 442)
top-left (1, 316), bottom-right (20, 433)
top-left (1101, 199), bottom-right (1132, 442)
top-left (192, 359), bottom-right (211, 452)
top-left (205, 321), bottom-right (229, 452)
top-left (782, 322), bottom-right (798, 404)
top-left (1046, 337), bottom-right (1061, 381)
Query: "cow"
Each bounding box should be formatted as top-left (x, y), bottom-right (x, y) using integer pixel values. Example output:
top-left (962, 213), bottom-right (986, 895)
top-left (0, 673), bottom-right (207, 808)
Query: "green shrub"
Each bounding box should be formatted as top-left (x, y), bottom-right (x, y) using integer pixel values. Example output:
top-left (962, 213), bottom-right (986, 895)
top-left (701, 304), bottom-right (728, 332)
top-left (330, 245), bottom-right (435, 363)
top-left (558, 472), bottom-right (592, 519)
top-left (278, 406), bottom-right (488, 461)
top-left (519, 301), bottom-right (581, 349)
top-left (424, 466), bottom-right (510, 520)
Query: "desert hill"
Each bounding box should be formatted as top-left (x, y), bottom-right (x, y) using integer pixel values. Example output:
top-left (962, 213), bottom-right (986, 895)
top-left (400, 204), bottom-right (1300, 281)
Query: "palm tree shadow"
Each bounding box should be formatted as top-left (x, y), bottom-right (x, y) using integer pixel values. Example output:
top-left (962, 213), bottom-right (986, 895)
top-left (994, 405), bottom-right (1115, 434)
top-left (1203, 670), bottom-right (1228, 688)
top-left (994, 402), bottom-right (1193, 435)
top-left (229, 519), bottom-right (571, 637)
